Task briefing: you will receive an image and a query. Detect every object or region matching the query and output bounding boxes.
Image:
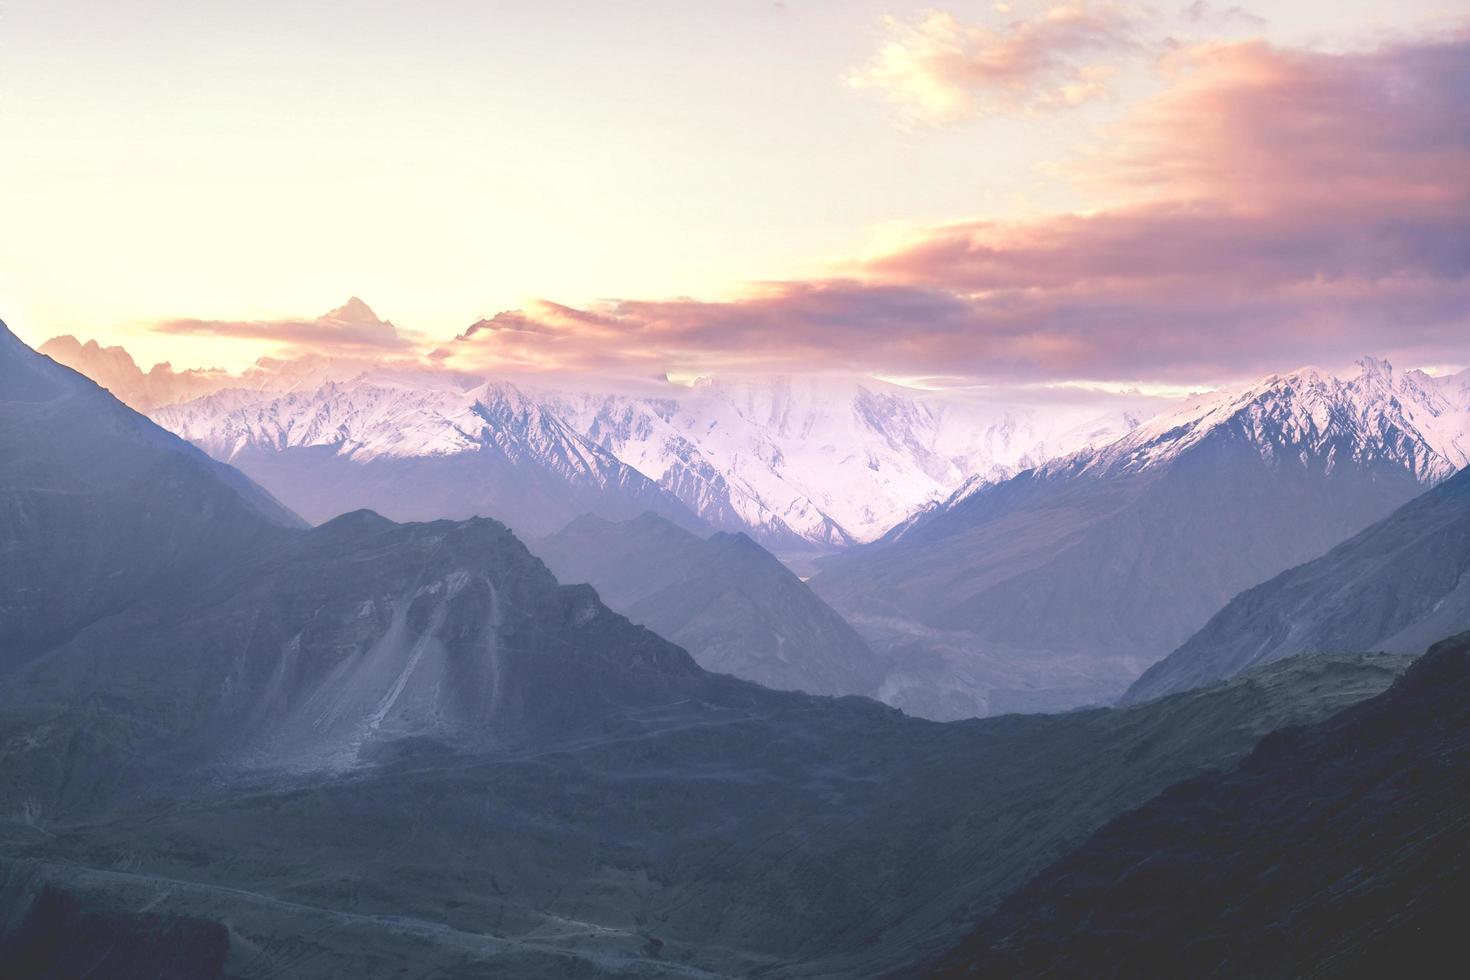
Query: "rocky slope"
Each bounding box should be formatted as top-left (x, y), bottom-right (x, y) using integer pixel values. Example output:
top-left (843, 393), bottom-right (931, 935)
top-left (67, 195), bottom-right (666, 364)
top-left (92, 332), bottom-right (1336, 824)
top-left (1125, 463), bottom-right (1470, 703)
top-left (535, 512), bottom-right (887, 697)
top-left (154, 373), bottom-right (708, 537)
top-left (812, 358), bottom-right (1470, 714)
top-left (928, 634), bottom-right (1470, 979)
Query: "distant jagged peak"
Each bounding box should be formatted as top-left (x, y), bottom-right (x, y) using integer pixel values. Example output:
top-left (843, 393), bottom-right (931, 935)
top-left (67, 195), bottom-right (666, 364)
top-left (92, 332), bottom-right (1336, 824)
top-left (35, 332), bottom-right (241, 412)
top-left (30, 298), bottom-right (401, 413)
top-left (40, 333), bottom-right (140, 372)
top-left (35, 332), bottom-right (82, 355)
top-left (1355, 353), bottom-right (1394, 380)
top-left (321, 295), bottom-right (390, 327)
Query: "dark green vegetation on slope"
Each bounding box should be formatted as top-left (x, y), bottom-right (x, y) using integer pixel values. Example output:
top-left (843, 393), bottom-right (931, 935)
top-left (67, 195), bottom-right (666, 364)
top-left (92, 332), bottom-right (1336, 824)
top-left (929, 633), bottom-right (1470, 979)
top-left (0, 322), bottom-right (1427, 976)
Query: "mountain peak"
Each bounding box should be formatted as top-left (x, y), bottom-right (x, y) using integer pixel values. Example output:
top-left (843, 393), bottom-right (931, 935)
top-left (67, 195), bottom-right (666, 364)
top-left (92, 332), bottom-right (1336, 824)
top-left (322, 296), bottom-right (385, 326)
top-left (1357, 354), bottom-right (1394, 380)
top-left (1067, 355), bottom-right (1468, 484)
top-left (0, 318), bottom-right (34, 364)
top-left (2, 321), bottom-right (92, 402)
top-left (558, 512), bottom-right (616, 536)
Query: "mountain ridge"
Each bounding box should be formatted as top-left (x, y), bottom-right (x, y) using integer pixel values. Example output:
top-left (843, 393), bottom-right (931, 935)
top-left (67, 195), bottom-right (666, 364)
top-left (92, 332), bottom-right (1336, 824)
top-left (534, 511), bottom-right (888, 698)
top-left (1124, 462), bottom-right (1470, 703)
top-left (810, 356), bottom-right (1470, 714)
top-left (151, 376), bottom-right (710, 538)
top-left (40, 314), bottom-right (1157, 550)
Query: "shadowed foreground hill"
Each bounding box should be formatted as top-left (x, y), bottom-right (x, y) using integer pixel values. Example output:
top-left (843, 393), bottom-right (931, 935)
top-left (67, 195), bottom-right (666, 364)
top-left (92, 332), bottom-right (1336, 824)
top-left (0, 322), bottom-right (301, 659)
top-left (1, 647), bottom-right (1412, 978)
top-left (930, 633), bottom-right (1470, 979)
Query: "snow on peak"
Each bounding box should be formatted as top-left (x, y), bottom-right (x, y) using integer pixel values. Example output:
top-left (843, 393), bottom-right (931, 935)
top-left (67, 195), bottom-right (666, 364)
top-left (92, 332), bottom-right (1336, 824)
top-left (537, 374), bottom-right (1149, 546)
top-left (1064, 355), bottom-right (1470, 483)
top-left (1356, 354), bottom-right (1393, 380)
top-left (150, 371), bottom-right (1154, 549)
top-left (156, 377), bottom-right (582, 464)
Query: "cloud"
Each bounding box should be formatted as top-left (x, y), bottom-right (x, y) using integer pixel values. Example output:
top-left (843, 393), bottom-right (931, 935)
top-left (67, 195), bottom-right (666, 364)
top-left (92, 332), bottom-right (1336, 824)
top-left (1083, 38), bottom-right (1470, 209)
top-left (152, 297), bottom-right (415, 355)
top-left (430, 302), bottom-right (636, 372)
top-left (441, 33), bottom-right (1470, 385)
top-left (1179, 1), bottom-right (1266, 32)
top-left (846, 3), bottom-right (1150, 124)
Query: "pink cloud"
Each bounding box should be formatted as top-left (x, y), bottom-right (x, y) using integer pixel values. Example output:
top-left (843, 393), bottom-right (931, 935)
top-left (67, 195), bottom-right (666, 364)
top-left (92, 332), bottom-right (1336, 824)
top-left (1087, 39), bottom-right (1470, 209)
top-left (152, 297), bottom-right (414, 355)
top-left (441, 33), bottom-right (1470, 385)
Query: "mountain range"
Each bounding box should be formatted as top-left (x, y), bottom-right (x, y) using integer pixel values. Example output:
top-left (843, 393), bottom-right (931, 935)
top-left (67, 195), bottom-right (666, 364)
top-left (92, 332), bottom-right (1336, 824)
top-left (537, 375), bottom-right (1148, 551)
top-left (42, 299), bottom-right (1155, 552)
top-left (0, 318), bottom-right (1438, 977)
top-left (42, 305), bottom-right (1470, 718)
top-left (810, 357), bottom-right (1470, 713)
top-left (152, 372), bottom-right (709, 538)
top-left (0, 324), bottom-right (301, 659)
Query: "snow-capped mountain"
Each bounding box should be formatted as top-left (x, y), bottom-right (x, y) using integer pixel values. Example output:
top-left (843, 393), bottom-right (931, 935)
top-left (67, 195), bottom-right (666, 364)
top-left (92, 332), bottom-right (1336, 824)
top-left (886, 357), bottom-right (1470, 551)
top-left (811, 357), bottom-right (1470, 717)
top-left (539, 375), bottom-right (1148, 550)
top-left (1082, 356), bottom-right (1470, 481)
top-left (46, 299), bottom-right (1155, 551)
top-left (153, 373), bottom-right (707, 537)
top-left (154, 369), bottom-right (1145, 549)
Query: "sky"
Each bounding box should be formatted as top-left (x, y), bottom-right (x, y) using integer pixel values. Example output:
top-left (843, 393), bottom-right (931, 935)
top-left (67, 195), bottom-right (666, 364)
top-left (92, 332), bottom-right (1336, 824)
top-left (1, 1), bottom-right (1465, 387)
